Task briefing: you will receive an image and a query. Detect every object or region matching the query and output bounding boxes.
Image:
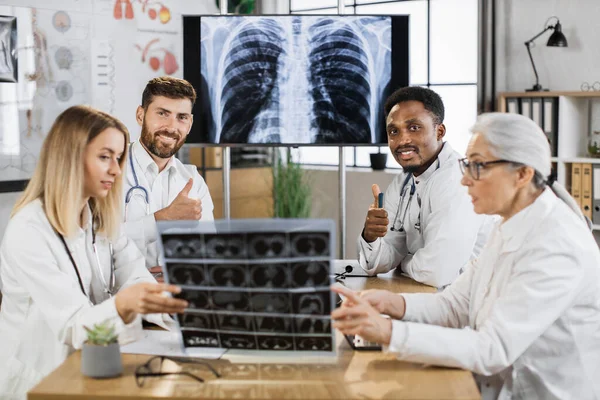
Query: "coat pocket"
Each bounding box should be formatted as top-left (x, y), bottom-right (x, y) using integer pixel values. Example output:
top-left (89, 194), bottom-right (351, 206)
top-left (0, 355), bottom-right (44, 399)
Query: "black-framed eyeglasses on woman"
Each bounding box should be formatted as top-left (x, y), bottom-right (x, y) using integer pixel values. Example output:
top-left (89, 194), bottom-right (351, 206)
top-left (134, 355), bottom-right (221, 387)
top-left (458, 158), bottom-right (514, 180)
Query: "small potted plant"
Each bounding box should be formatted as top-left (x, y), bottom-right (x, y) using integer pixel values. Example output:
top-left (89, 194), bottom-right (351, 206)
top-left (81, 321), bottom-right (123, 378)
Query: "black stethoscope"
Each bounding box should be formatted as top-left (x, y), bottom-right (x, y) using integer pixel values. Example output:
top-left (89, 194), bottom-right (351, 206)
top-left (390, 159), bottom-right (440, 233)
top-left (56, 223), bottom-right (116, 299)
top-left (390, 173), bottom-right (417, 233)
top-left (124, 142), bottom-right (150, 219)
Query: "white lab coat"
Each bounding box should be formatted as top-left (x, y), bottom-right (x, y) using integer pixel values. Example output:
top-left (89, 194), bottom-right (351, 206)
top-left (387, 188), bottom-right (600, 400)
top-left (358, 142), bottom-right (492, 288)
top-left (123, 140), bottom-right (214, 268)
top-left (0, 200), bottom-right (171, 399)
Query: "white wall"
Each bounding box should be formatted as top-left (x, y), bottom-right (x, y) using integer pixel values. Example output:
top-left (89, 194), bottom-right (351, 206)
top-left (0, 0), bottom-right (218, 240)
top-left (0, 0), bottom-right (218, 137)
top-left (259, 0), bottom-right (290, 14)
top-left (496, 0), bottom-right (600, 92)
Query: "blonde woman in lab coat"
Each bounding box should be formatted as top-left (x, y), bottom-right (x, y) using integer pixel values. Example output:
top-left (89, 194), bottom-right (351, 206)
top-left (0, 106), bottom-right (189, 399)
top-left (332, 113), bottom-right (600, 400)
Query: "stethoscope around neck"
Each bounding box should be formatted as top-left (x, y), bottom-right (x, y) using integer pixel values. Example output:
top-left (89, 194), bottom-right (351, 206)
top-left (390, 158), bottom-right (441, 233)
top-left (56, 222), bottom-right (116, 299)
top-left (124, 142), bottom-right (150, 219)
top-left (390, 173), bottom-right (418, 233)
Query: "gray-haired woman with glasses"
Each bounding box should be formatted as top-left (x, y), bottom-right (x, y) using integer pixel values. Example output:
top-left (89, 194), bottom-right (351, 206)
top-left (332, 112), bottom-right (600, 400)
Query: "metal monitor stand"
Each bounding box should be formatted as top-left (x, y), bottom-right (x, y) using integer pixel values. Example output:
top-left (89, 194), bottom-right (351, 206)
top-left (337, 0), bottom-right (346, 259)
top-left (220, 0), bottom-right (231, 220)
top-left (219, 0), bottom-right (348, 259)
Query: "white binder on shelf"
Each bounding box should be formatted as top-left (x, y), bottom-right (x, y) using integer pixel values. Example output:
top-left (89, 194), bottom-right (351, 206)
top-left (520, 97), bottom-right (532, 119)
top-left (531, 98), bottom-right (542, 127)
top-left (506, 98), bottom-right (519, 114)
top-left (542, 97), bottom-right (559, 157)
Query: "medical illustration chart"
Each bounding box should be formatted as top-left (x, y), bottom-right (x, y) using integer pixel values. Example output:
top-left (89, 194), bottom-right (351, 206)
top-left (158, 219), bottom-right (336, 353)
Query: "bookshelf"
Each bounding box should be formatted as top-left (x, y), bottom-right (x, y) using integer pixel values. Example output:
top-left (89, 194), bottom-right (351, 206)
top-left (498, 91), bottom-right (600, 237)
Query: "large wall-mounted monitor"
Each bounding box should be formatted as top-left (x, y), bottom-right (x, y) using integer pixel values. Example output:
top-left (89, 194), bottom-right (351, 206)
top-left (184, 15), bottom-right (409, 146)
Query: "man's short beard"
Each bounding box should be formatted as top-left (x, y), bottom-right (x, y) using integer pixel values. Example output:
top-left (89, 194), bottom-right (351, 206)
top-left (401, 164), bottom-right (421, 173)
top-left (140, 122), bottom-right (184, 159)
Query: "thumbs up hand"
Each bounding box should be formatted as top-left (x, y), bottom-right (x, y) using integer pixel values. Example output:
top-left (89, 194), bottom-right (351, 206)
top-left (362, 184), bottom-right (388, 243)
top-left (155, 179), bottom-right (203, 221)
top-left (371, 184), bottom-right (382, 208)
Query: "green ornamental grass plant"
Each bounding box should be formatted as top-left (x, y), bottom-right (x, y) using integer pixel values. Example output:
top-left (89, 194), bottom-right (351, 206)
top-left (273, 151), bottom-right (312, 218)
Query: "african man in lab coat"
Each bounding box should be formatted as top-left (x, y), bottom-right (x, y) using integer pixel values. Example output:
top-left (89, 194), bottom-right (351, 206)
top-left (123, 77), bottom-right (214, 276)
top-left (358, 86), bottom-right (491, 288)
top-left (334, 113), bottom-right (600, 399)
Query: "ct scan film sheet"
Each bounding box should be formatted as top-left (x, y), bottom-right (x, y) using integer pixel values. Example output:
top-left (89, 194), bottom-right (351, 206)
top-left (157, 219), bottom-right (336, 353)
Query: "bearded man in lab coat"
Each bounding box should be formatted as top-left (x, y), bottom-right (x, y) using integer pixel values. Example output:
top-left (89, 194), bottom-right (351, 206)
top-left (358, 86), bottom-right (491, 288)
top-left (123, 77), bottom-right (214, 277)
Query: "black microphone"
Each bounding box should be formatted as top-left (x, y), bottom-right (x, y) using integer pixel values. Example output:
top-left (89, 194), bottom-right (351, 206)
top-left (334, 264), bottom-right (354, 282)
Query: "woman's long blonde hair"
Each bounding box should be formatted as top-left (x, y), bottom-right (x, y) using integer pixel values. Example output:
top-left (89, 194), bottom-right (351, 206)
top-left (12, 105), bottom-right (130, 239)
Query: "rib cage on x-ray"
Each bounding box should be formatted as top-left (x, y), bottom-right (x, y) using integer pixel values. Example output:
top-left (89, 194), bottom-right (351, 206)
top-left (219, 19), bottom-right (286, 143)
top-left (202, 16), bottom-right (391, 144)
top-left (158, 220), bottom-right (336, 352)
top-left (308, 18), bottom-right (371, 142)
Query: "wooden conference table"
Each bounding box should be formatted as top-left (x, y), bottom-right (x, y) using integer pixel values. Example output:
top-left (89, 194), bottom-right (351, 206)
top-left (29, 270), bottom-right (481, 400)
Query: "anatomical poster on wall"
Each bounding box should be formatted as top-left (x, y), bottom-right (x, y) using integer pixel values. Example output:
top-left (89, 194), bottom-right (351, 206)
top-left (0, 15), bottom-right (18, 83)
top-left (0, 6), bottom-right (91, 185)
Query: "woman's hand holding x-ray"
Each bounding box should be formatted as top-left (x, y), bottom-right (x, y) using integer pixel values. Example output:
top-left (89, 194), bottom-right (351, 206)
top-left (115, 283), bottom-right (188, 324)
top-left (331, 284), bottom-right (393, 346)
top-left (362, 184), bottom-right (389, 242)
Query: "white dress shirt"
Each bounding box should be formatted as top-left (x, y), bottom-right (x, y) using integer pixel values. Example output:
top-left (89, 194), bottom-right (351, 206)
top-left (123, 140), bottom-right (214, 268)
top-left (358, 142), bottom-right (493, 288)
top-left (0, 200), bottom-right (172, 399)
top-left (387, 188), bottom-right (600, 400)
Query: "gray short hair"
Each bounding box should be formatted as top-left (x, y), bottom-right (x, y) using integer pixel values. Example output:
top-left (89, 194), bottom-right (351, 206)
top-left (470, 112), bottom-right (589, 227)
top-left (470, 112), bottom-right (551, 180)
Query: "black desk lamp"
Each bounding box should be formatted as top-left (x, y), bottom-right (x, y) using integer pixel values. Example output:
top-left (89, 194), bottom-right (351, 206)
top-left (524, 17), bottom-right (568, 92)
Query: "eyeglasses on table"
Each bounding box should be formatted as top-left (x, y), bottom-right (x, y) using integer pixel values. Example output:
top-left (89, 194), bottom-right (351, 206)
top-left (134, 355), bottom-right (221, 387)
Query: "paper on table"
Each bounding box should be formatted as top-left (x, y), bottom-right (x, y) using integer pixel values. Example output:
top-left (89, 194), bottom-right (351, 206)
top-left (121, 330), bottom-right (226, 359)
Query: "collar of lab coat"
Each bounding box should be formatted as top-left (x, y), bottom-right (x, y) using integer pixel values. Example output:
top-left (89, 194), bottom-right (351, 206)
top-left (412, 142), bottom-right (454, 184)
top-left (414, 153), bottom-right (439, 184)
top-left (437, 141), bottom-right (455, 164)
top-left (133, 139), bottom-right (177, 177)
top-left (72, 202), bottom-right (93, 241)
top-left (498, 188), bottom-right (554, 253)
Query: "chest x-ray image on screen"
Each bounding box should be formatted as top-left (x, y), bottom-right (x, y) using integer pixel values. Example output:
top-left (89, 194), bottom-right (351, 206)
top-left (157, 219), bottom-right (336, 353)
top-left (186, 15), bottom-right (409, 145)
